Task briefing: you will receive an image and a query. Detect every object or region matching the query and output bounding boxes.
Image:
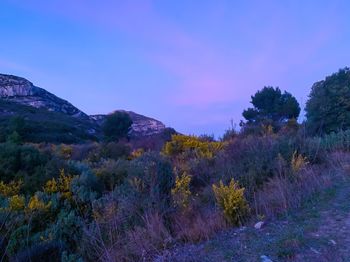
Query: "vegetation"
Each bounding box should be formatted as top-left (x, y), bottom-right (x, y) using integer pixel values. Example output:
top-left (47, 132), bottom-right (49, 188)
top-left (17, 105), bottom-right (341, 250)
top-left (306, 67), bottom-right (350, 134)
top-left (0, 100), bottom-right (100, 143)
top-left (212, 179), bottom-right (249, 225)
top-left (0, 68), bottom-right (350, 261)
top-left (242, 86), bottom-right (300, 125)
top-left (102, 111), bottom-right (133, 142)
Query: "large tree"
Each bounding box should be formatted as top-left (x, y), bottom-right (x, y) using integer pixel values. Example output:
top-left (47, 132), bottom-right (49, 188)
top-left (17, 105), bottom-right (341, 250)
top-left (305, 68), bottom-right (350, 134)
top-left (242, 86), bottom-right (300, 124)
top-left (102, 111), bottom-right (133, 142)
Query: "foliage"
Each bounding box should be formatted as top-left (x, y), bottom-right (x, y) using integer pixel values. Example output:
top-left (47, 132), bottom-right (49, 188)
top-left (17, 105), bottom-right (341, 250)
top-left (171, 172), bottom-right (191, 209)
top-left (44, 169), bottom-right (74, 200)
top-left (94, 159), bottom-right (129, 191)
top-left (305, 68), bottom-right (350, 134)
top-left (0, 100), bottom-right (99, 143)
top-left (0, 142), bottom-right (49, 192)
top-left (59, 145), bottom-right (73, 160)
top-left (163, 134), bottom-right (224, 158)
top-left (291, 151), bottom-right (308, 173)
top-left (132, 152), bottom-right (175, 210)
top-left (8, 194), bottom-right (25, 211)
top-left (212, 179), bottom-right (249, 225)
top-left (242, 86), bottom-right (300, 126)
top-left (0, 180), bottom-right (22, 197)
top-left (3, 74), bottom-right (350, 261)
top-left (102, 111), bottom-right (133, 142)
top-left (28, 194), bottom-right (51, 211)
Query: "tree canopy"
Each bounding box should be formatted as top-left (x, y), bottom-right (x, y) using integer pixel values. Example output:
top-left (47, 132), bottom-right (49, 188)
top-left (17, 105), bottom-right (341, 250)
top-left (102, 111), bottom-right (133, 142)
top-left (305, 67), bottom-right (350, 134)
top-left (242, 86), bottom-right (300, 125)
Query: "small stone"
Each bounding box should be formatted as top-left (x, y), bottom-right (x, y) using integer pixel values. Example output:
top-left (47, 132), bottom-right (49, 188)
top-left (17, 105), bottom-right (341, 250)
top-left (260, 255), bottom-right (273, 262)
top-left (239, 226), bottom-right (247, 231)
top-left (329, 239), bottom-right (336, 245)
top-left (254, 221), bottom-right (264, 229)
top-left (310, 247), bottom-right (320, 254)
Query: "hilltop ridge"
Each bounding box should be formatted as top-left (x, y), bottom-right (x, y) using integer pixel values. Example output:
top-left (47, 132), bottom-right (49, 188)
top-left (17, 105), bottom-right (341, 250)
top-left (0, 73), bottom-right (168, 142)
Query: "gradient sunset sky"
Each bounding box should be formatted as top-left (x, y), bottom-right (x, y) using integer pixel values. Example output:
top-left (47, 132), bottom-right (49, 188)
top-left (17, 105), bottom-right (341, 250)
top-left (0, 1), bottom-right (349, 136)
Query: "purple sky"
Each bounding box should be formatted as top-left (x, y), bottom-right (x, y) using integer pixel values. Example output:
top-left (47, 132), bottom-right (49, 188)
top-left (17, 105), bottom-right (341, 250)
top-left (1, 1), bottom-right (349, 137)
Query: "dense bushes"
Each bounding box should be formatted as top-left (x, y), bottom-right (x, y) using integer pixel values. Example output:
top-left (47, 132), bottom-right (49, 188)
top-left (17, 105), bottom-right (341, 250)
top-left (0, 122), bottom-right (349, 260)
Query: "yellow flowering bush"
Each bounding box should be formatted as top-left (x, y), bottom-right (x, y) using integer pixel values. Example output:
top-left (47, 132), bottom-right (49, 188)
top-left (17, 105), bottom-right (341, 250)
top-left (0, 180), bottom-right (22, 197)
top-left (44, 169), bottom-right (74, 199)
top-left (171, 172), bottom-right (191, 209)
top-left (212, 179), bottom-right (249, 225)
top-left (8, 195), bottom-right (25, 211)
top-left (28, 195), bottom-right (51, 211)
top-left (60, 144), bottom-right (73, 160)
top-left (129, 148), bottom-right (144, 160)
top-left (163, 135), bottom-right (224, 158)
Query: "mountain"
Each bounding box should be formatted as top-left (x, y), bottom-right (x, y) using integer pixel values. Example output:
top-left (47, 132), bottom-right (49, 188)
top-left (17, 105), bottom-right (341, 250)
top-left (91, 111), bottom-right (166, 137)
top-left (0, 74), bottom-right (88, 119)
top-left (0, 73), bottom-right (168, 143)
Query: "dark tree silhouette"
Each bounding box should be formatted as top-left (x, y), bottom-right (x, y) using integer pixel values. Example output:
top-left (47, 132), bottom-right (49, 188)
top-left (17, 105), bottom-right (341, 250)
top-left (243, 86), bottom-right (300, 124)
top-left (102, 112), bottom-right (133, 142)
top-left (306, 67), bottom-right (350, 134)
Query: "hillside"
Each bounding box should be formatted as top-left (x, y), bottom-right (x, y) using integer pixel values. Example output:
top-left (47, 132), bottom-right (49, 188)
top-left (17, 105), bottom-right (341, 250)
top-left (0, 73), bottom-right (168, 143)
top-left (0, 99), bottom-right (100, 143)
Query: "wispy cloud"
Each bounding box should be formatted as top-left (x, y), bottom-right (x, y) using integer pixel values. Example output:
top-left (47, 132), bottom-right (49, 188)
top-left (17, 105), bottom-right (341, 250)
top-left (4, 0), bottom-right (347, 135)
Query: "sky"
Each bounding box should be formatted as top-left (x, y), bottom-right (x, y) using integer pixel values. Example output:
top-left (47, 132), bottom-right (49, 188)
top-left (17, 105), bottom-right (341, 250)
top-left (0, 0), bottom-right (349, 137)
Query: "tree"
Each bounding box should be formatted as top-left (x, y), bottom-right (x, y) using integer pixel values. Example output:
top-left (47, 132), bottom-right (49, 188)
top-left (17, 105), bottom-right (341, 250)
top-left (242, 86), bottom-right (300, 125)
top-left (305, 68), bottom-right (350, 134)
top-left (102, 112), bottom-right (133, 142)
top-left (8, 116), bottom-right (26, 142)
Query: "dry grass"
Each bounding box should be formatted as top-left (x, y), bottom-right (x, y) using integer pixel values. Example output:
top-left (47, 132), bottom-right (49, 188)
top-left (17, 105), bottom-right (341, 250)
top-left (253, 152), bottom-right (345, 218)
top-left (171, 208), bottom-right (227, 243)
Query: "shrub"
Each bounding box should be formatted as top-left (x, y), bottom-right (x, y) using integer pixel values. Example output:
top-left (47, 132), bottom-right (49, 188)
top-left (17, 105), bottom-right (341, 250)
top-left (291, 151), bottom-right (308, 173)
top-left (216, 136), bottom-right (278, 192)
top-left (44, 169), bottom-right (74, 200)
top-left (94, 159), bottom-right (129, 191)
top-left (11, 241), bottom-right (66, 262)
top-left (212, 179), bottom-right (249, 225)
top-left (100, 142), bottom-right (131, 160)
top-left (8, 195), bottom-right (25, 211)
top-left (59, 144), bottom-right (73, 160)
top-left (132, 152), bottom-right (174, 211)
top-left (0, 180), bottom-right (22, 197)
top-left (163, 135), bottom-right (224, 159)
top-left (27, 195), bottom-right (51, 211)
top-left (171, 172), bottom-right (191, 210)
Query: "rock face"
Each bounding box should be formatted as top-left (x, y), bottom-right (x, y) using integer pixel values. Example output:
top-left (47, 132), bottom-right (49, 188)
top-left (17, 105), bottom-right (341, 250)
top-left (90, 111), bottom-right (166, 137)
top-left (0, 74), bottom-right (88, 119)
top-left (0, 73), bottom-right (167, 137)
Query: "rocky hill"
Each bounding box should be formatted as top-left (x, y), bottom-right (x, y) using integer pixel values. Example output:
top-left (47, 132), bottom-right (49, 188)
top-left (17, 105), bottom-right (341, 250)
top-left (0, 74), bottom-right (88, 119)
top-left (91, 111), bottom-right (166, 137)
top-left (0, 73), bottom-right (168, 142)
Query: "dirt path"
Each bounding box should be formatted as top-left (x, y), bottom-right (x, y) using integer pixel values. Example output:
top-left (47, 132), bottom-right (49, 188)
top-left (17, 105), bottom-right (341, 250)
top-left (156, 178), bottom-right (350, 262)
